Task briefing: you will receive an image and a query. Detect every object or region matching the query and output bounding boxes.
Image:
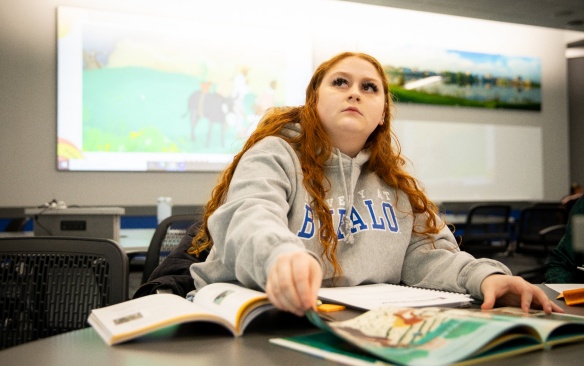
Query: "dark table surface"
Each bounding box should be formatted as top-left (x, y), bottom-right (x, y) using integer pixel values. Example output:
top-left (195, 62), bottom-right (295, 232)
top-left (2, 284), bottom-right (583, 365)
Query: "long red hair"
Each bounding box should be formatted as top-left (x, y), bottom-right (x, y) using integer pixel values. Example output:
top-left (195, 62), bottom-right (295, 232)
top-left (188, 52), bottom-right (443, 279)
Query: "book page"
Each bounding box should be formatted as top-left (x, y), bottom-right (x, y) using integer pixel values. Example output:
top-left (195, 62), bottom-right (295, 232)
top-left (307, 307), bottom-right (542, 366)
top-left (318, 284), bottom-right (472, 310)
top-left (89, 293), bottom-right (223, 344)
top-left (480, 307), bottom-right (584, 346)
top-left (193, 282), bottom-right (271, 332)
top-left (304, 306), bottom-right (584, 365)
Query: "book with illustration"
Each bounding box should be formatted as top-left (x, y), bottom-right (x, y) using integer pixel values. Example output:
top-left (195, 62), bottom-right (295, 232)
top-left (271, 306), bottom-right (584, 366)
top-left (88, 282), bottom-right (273, 345)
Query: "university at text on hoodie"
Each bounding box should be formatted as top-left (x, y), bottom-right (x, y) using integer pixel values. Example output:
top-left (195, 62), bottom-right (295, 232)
top-left (189, 123), bottom-right (510, 300)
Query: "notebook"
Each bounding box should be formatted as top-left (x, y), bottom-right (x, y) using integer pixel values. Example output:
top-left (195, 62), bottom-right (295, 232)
top-left (318, 283), bottom-right (473, 310)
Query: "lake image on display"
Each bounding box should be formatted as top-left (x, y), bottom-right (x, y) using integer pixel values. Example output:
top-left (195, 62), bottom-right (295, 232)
top-left (383, 48), bottom-right (541, 111)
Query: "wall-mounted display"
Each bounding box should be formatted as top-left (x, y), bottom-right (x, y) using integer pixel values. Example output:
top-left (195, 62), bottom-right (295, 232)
top-left (381, 46), bottom-right (541, 111)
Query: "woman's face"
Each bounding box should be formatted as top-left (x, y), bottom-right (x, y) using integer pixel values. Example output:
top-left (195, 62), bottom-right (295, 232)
top-left (316, 56), bottom-right (386, 157)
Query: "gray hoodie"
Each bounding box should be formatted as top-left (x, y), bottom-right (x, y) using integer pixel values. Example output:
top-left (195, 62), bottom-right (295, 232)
top-left (189, 123), bottom-right (510, 300)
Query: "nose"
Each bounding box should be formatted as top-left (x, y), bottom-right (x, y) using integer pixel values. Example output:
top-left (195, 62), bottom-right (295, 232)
top-left (348, 88), bottom-right (361, 102)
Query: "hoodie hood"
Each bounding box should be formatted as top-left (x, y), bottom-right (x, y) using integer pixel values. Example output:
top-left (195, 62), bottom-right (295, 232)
top-left (280, 122), bottom-right (302, 139)
top-left (279, 122), bottom-right (371, 164)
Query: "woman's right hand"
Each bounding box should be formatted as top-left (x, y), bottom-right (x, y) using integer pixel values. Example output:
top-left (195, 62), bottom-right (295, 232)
top-left (265, 251), bottom-right (322, 316)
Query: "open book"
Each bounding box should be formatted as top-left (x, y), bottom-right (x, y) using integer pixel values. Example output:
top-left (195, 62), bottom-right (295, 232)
top-left (88, 282), bottom-right (273, 345)
top-left (318, 283), bottom-right (473, 310)
top-left (271, 306), bottom-right (584, 366)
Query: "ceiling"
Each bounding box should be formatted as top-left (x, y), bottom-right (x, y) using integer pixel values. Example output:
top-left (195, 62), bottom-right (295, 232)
top-left (345, 0), bottom-right (584, 37)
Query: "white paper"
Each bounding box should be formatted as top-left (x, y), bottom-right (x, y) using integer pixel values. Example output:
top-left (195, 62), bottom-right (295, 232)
top-left (544, 283), bottom-right (584, 293)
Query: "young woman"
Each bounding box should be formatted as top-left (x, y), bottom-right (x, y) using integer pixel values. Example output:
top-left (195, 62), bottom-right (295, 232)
top-left (187, 52), bottom-right (562, 316)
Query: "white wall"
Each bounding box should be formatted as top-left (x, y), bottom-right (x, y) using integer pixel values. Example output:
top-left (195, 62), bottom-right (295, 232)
top-left (1, 0), bottom-right (583, 208)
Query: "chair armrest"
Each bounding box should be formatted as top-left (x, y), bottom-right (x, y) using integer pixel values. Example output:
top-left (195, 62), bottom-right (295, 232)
top-left (539, 224), bottom-right (567, 236)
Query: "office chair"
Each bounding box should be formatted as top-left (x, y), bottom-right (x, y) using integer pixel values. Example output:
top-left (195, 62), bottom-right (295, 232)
top-left (514, 205), bottom-right (568, 282)
top-left (0, 236), bottom-right (129, 350)
top-left (460, 204), bottom-right (512, 258)
top-left (515, 206), bottom-right (568, 256)
top-left (141, 214), bottom-right (199, 284)
top-left (3, 216), bottom-right (31, 232)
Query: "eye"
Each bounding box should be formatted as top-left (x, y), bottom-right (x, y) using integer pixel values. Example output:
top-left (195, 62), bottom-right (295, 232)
top-left (362, 82), bottom-right (379, 93)
top-left (332, 77), bottom-right (348, 87)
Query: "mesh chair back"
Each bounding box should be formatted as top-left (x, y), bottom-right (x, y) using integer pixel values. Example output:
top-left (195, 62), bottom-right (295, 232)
top-left (461, 204), bottom-right (511, 257)
top-left (515, 206), bottom-right (568, 255)
top-left (142, 214), bottom-right (198, 283)
top-left (0, 236), bottom-right (128, 349)
top-left (464, 204), bottom-right (511, 238)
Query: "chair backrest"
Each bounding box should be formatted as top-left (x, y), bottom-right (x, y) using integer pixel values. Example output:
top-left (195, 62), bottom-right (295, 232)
top-left (515, 205), bottom-right (568, 255)
top-left (0, 236), bottom-right (129, 350)
top-left (4, 217), bottom-right (31, 232)
top-left (141, 214), bottom-right (199, 284)
top-left (464, 204), bottom-right (511, 239)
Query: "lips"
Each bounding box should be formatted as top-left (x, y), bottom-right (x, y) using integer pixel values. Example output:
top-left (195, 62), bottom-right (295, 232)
top-left (343, 107), bottom-right (362, 115)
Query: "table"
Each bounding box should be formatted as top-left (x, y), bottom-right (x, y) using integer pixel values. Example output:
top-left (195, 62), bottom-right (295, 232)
top-left (24, 206), bottom-right (125, 242)
top-left (2, 285), bottom-right (584, 365)
top-left (0, 228), bottom-right (154, 256)
top-left (442, 213), bottom-right (468, 225)
top-left (0, 231), bottom-right (33, 238)
top-left (119, 228), bottom-right (155, 255)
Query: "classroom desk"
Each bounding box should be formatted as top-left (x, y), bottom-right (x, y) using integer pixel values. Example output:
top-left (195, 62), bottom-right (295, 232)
top-left (442, 213), bottom-right (467, 225)
top-left (0, 231), bottom-right (33, 238)
top-left (0, 228), bottom-right (154, 256)
top-left (119, 228), bottom-right (155, 255)
top-left (1, 285), bottom-right (583, 365)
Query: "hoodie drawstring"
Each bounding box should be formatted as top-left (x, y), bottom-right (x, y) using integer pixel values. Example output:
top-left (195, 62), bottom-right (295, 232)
top-left (337, 149), bottom-right (355, 244)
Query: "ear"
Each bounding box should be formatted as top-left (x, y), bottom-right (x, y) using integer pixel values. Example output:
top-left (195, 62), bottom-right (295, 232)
top-left (379, 114), bottom-right (385, 125)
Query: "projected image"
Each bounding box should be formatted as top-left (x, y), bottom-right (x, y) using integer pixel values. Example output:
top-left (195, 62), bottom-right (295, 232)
top-left (379, 46), bottom-right (541, 111)
top-left (57, 6), bottom-right (311, 171)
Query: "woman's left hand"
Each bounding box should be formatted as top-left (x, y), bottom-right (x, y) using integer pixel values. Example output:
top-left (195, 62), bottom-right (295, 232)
top-left (480, 274), bottom-right (564, 314)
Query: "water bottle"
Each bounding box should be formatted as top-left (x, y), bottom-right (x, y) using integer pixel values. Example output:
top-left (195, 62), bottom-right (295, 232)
top-left (157, 197), bottom-right (172, 224)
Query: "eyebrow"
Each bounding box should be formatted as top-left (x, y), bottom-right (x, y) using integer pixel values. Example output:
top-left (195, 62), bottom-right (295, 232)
top-left (329, 71), bottom-right (382, 84)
